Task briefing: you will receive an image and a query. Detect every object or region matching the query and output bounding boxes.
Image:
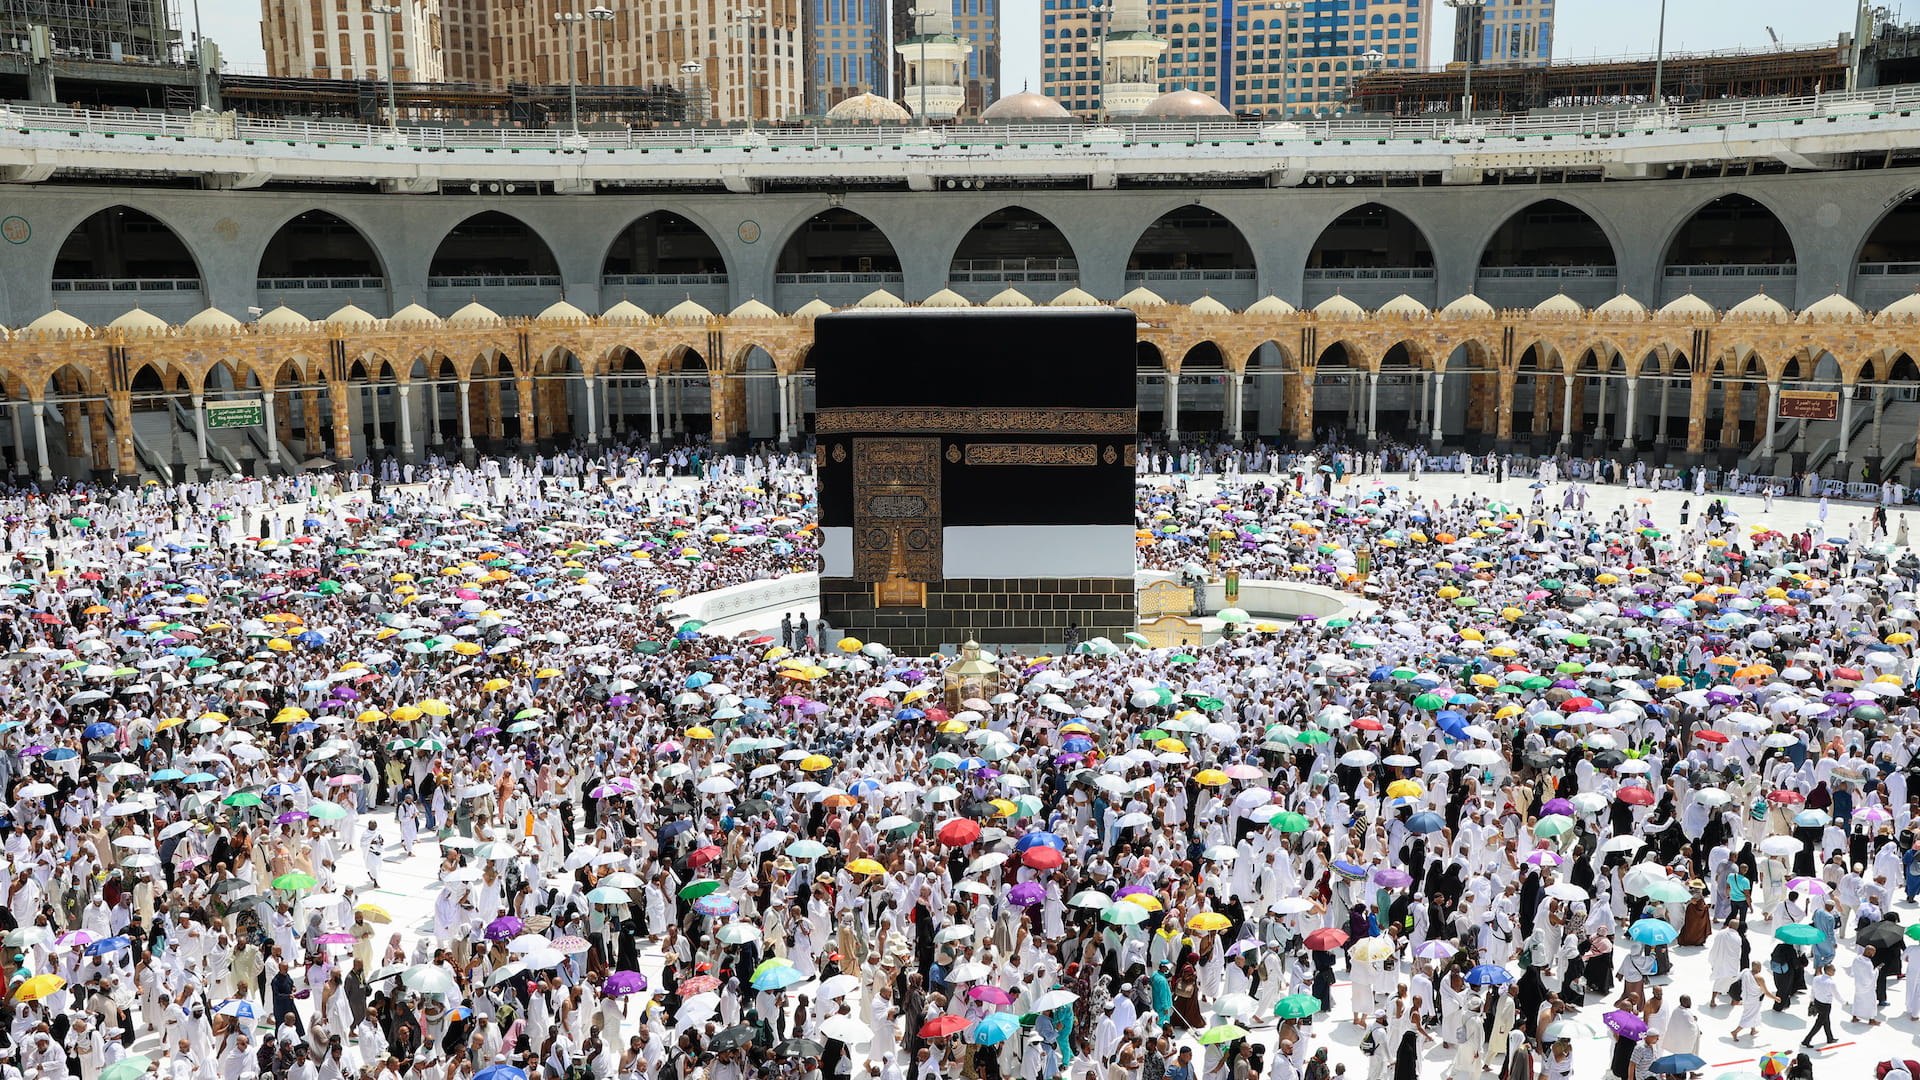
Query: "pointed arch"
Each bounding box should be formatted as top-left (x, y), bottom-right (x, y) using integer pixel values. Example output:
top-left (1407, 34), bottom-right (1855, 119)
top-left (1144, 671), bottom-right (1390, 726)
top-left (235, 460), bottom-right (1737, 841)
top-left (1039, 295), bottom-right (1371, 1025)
top-left (54, 206), bottom-right (202, 283)
top-left (1661, 194), bottom-right (1796, 268)
top-left (602, 210), bottom-right (731, 279)
top-left (1477, 199), bottom-right (1618, 269)
top-left (429, 212), bottom-right (560, 279)
top-left (948, 206), bottom-right (1078, 279)
top-left (257, 209), bottom-right (386, 284)
top-left (774, 209), bottom-right (902, 275)
top-left (1125, 206), bottom-right (1255, 273)
top-left (1304, 204), bottom-right (1434, 272)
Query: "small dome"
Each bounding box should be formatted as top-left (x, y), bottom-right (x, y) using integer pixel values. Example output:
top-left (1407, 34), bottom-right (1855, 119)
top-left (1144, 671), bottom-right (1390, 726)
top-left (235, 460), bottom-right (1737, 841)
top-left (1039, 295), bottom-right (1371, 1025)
top-left (826, 92), bottom-right (912, 123)
top-left (984, 288), bottom-right (1035, 307)
top-left (1593, 294), bottom-right (1648, 319)
top-left (922, 289), bottom-right (972, 308)
top-left (109, 307), bottom-right (170, 331)
top-left (728, 298), bottom-right (779, 320)
top-left (534, 300), bottom-right (587, 322)
top-left (1050, 287), bottom-right (1100, 306)
top-left (1139, 88), bottom-right (1231, 119)
top-left (1116, 286), bottom-right (1168, 308)
top-left (1727, 291), bottom-right (1790, 322)
top-left (1532, 293), bottom-right (1585, 318)
top-left (324, 303), bottom-right (382, 327)
top-left (792, 298), bottom-right (834, 318)
top-left (388, 302), bottom-right (442, 326)
top-left (1377, 294), bottom-right (1430, 318)
top-left (257, 304), bottom-right (312, 328)
top-left (855, 289), bottom-right (908, 308)
top-left (184, 307), bottom-right (243, 330)
top-left (25, 309), bottom-right (90, 334)
top-left (1246, 295), bottom-right (1297, 317)
top-left (663, 298), bottom-right (714, 323)
top-left (601, 299), bottom-right (650, 323)
top-left (1312, 294), bottom-right (1366, 318)
top-left (1189, 296), bottom-right (1233, 316)
top-left (1877, 292), bottom-right (1920, 323)
top-left (1657, 293), bottom-right (1715, 319)
top-left (1799, 292), bottom-right (1865, 324)
top-left (450, 301), bottom-right (503, 326)
top-left (1439, 293), bottom-right (1494, 318)
top-left (981, 91), bottom-right (1072, 122)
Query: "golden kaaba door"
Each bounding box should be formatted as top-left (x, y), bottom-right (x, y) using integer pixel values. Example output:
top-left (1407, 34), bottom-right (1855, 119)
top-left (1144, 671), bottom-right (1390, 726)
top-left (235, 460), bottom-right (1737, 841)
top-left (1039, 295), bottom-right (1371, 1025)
top-left (851, 438), bottom-right (941, 606)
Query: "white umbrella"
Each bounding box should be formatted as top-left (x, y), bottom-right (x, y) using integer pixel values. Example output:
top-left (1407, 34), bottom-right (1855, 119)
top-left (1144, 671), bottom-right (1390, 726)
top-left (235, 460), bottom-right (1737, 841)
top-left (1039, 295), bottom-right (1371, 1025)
top-left (401, 965), bottom-right (456, 993)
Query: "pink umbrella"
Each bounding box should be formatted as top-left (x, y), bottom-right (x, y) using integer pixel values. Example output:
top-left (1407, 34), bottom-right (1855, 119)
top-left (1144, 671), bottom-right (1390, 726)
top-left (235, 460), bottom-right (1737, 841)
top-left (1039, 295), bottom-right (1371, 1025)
top-left (966, 985), bottom-right (1013, 1006)
top-left (316, 932), bottom-right (355, 945)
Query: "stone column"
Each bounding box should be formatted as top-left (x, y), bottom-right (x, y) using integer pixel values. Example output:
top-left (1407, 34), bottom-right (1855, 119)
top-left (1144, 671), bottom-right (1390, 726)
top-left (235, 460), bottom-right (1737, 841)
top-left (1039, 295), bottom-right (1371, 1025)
top-left (648, 376), bottom-right (662, 444)
top-left (1429, 369), bottom-right (1445, 446)
top-left (31, 400), bottom-right (51, 482)
top-left (1622, 377), bottom-right (1640, 449)
top-left (1495, 370), bottom-right (1516, 441)
top-left (395, 383), bottom-right (414, 459)
top-left (583, 376), bottom-right (599, 445)
top-left (611, 377), bottom-right (627, 434)
top-left (1657, 375), bottom-right (1672, 446)
top-left (301, 388), bottom-right (323, 456)
top-left (668, 376), bottom-right (682, 437)
top-left (262, 393), bottom-right (281, 466)
top-left (86, 400), bottom-right (109, 473)
top-left (457, 381), bottom-right (475, 451)
top-left (1685, 374), bottom-right (1710, 454)
top-left (1162, 371), bottom-right (1178, 439)
top-left (108, 396), bottom-right (135, 477)
top-left (514, 378), bottom-right (537, 447)
top-left (1365, 371), bottom-right (1379, 444)
top-left (1836, 383), bottom-right (1855, 471)
top-left (192, 393), bottom-right (210, 471)
top-left (330, 384), bottom-right (355, 460)
top-left (1719, 381), bottom-right (1743, 449)
top-left (11, 402), bottom-right (27, 476)
top-left (1559, 375), bottom-right (1575, 448)
top-left (1593, 372), bottom-right (1610, 444)
top-left (1228, 372), bottom-right (1245, 443)
top-left (1871, 384), bottom-right (1887, 457)
top-left (777, 374), bottom-right (792, 446)
top-left (368, 384), bottom-right (385, 452)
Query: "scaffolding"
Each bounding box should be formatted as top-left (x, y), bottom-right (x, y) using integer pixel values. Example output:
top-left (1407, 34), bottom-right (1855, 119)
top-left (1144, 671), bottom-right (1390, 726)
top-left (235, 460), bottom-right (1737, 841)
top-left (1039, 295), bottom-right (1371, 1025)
top-left (0, 0), bottom-right (179, 64)
top-left (217, 74), bottom-right (692, 128)
top-left (1351, 42), bottom-right (1847, 116)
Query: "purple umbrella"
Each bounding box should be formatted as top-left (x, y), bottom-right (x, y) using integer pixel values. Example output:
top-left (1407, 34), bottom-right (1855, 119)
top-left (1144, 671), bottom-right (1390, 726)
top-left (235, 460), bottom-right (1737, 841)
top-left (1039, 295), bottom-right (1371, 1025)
top-left (1705, 690), bottom-right (1738, 705)
top-left (607, 694), bottom-right (634, 708)
top-left (603, 970), bottom-right (648, 996)
top-left (334, 687), bottom-right (360, 700)
top-left (1601, 1010), bottom-right (1647, 1039)
top-left (21, 745), bottom-right (48, 757)
top-left (484, 916), bottom-right (524, 942)
top-left (1372, 869), bottom-right (1413, 888)
top-left (1541, 798), bottom-right (1574, 816)
top-left (1007, 882), bottom-right (1045, 907)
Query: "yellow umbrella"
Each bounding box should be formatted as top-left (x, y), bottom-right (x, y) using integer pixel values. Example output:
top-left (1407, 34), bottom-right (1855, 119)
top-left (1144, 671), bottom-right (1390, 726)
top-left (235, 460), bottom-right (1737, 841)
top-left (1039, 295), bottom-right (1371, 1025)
top-left (1436, 586), bottom-right (1462, 599)
top-left (838, 637), bottom-right (863, 652)
top-left (267, 638), bottom-right (293, 652)
top-left (199, 711), bottom-right (229, 722)
top-left (483, 678), bottom-right (511, 691)
top-left (1459, 628), bottom-right (1484, 641)
top-left (1352, 937), bottom-right (1396, 963)
top-left (1059, 723), bottom-right (1092, 735)
top-left (418, 699), bottom-right (452, 716)
top-left (1493, 705), bottom-right (1522, 719)
top-left (1156, 738), bottom-right (1188, 753)
top-left (1385, 779), bottom-right (1424, 799)
top-left (535, 668), bottom-right (562, 679)
top-left (356, 710), bottom-right (388, 724)
top-left (988, 798), bottom-right (1018, 818)
top-left (1122, 893), bottom-right (1164, 911)
top-left (1888, 632), bottom-right (1914, 645)
top-left (1656, 675), bottom-right (1684, 689)
top-left (685, 726), bottom-right (715, 740)
top-left (1187, 912), bottom-right (1231, 932)
top-left (155, 716), bottom-right (188, 731)
top-left (452, 642), bottom-right (482, 656)
top-left (799, 754), bottom-right (834, 772)
top-left (1488, 646), bottom-right (1518, 658)
top-left (937, 720), bottom-right (969, 734)
top-left (13, 974), bottom-right (65, 1001)
top-left (389, 706), bottom-right (424, 722)
top-left (1193, 769), bottom-right (1231, 787)
top-left (353, 903), bottom-right (392, 923)
top-left (763, 646), bottom-right (791, 661)
top-left (846, 858), bottom-right (886, 876)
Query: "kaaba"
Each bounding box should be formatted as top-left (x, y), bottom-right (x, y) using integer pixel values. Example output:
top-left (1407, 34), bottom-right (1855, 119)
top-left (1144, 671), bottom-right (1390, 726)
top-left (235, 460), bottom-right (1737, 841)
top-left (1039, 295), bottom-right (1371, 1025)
top-left (814, 307), bottom-right (1137, 652)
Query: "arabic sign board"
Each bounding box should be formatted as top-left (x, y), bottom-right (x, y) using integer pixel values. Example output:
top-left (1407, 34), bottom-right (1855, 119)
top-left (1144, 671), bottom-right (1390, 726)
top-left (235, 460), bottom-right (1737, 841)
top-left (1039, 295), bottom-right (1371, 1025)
top-left (206, 399), bottom-right (263, 429)
top-left (1776, 391), bottom-right (1837, 421)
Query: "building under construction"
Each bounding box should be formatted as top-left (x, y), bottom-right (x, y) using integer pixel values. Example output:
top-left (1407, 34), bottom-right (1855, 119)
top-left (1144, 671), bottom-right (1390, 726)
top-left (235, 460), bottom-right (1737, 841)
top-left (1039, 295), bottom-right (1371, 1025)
top-left (1, 0), bottom-right (178, 63)
top-left (218, 74), bottom-right (693, 128)
top-left (1351, 42), bottom-right (1848, 116)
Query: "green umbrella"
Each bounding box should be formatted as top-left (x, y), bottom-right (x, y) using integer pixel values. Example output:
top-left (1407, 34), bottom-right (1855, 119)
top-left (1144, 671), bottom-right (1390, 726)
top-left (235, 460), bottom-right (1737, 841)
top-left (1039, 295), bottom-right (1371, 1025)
top-left (1169, 654), bottom-right (1197, 664)
top-left (1100, 903), bottom-right (1148, 925)
top-left (1270, 812), bottom-right (1311, 833)
top-left (70, 517), bottom-right (91, 528)
top-left (1295, 730), bottom-right (1331, 745)
top-left (786, 839), bottom-right (830, 859)
top-left (1540, 578), bottom-right (1564, 591)
top-left (1124, 632), bottom-right (1151, 647)
top-left (1390, 668), bottom-right (1417, 680)
top-left (1532, 815), bottom-right (1574, 838)
top-left (1555, 662), bottom-right (1584, 674)
top-left (273, 872), bottom-right (317, 891)
top-left (678, 879), bottom-right (723, 899)
top-left (222, 792), bottom-right (263, 807)
top-left (1273, 994), bottom-right (1322, 1019)
top-left (306, 801), bottom-right (350, 821)
top-left (1138, 729), bottom-right (1169, 742)
top-left (1906, 923), bottom-right (1920, 942)
top-left (1774, 923), bottom-right (1825, 945)
top-left (1198, 1024), bottom-right (1249, 1045)
top-left (636, 641), bottom-right (665, 655)
top-left (1411, 693), bottom-right (1444, 711)
top-left (100, 1057), bottom-right (153, 1080)
top-left (1565, 633), bottom-right (1591, 648)
top-left (1325, 618), bottom-right (1352, 629)
top-left (1191, 696), bottom-right (1225, 712)
top-left (1521, 675), bottom-right (1553, 690)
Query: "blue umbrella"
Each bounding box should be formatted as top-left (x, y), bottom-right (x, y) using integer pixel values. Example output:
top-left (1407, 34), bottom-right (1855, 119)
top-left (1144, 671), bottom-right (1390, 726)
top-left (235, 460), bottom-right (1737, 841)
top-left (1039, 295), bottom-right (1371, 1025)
top-left (1465, 964), bottom-right (1514, 986)
top-left (151, 768), bottom-right (187, 781)
top-left (82, 722), bottom-right (117, 740)
top-left (85, 936), bottom-right (132, 956)
top-left (751, 965), bottom-right (806, 991)
top-left (1628, 918), bottom-right (1678, 946)
top-left (1406, 812), bottom-right (1445, 834)
top-left (1016, 832), bottom-right (1066, 852)
top-left (474, 1067), bottom-right (527, 1080)
top-left (1647, 1054), bottom-right (1705, 1075)
top-left (214, 1000), bottom-right (255, 1019)
top-left (973, 1012), bottom-right (1021, 1046)
top-left (43, 748), bottom-right (76, 761)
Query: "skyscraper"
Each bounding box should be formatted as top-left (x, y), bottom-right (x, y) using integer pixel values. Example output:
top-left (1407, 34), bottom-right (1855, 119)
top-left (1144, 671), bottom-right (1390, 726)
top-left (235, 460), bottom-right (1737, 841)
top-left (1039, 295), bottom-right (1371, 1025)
top-left (1047, 0), bottom-right (1427, 120)
top-left (262, 0), bottom-right (443, 83)
top-left (807, 0), bottom-right (890, 114)
top-left (1453, 0), bottom-right (1551, 67)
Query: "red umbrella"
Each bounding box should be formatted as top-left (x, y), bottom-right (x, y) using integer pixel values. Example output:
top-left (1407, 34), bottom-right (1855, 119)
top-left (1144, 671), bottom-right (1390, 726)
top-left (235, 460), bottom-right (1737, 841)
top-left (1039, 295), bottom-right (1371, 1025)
top-left (1304, 928), bottom-right (1350, 951)
top-left (688, 845), bottom-right (723, 868)
top-left (1692, 730), bottom-right (1729, 744)
top-left (1559, 697), bottom-right (1594, 712)
top-left (1021, 846), bottom-right (1065, 870)
top-left (677, 975), bottom-right (721, 996)
top-left (1351, 717), bottom-right (1385, 731)
top-left (918, 1014), bottom-right (971, 1038)
top-left (1766, 789), bottom-right (1805, 805)
top-left (936, 819), bottom-right (981, 846)
top-left (1615, 786), bottom-right (1655, 806)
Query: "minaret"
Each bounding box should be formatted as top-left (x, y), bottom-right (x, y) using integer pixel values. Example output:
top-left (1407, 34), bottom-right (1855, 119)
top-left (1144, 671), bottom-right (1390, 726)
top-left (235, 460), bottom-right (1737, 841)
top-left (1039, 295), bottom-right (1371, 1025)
top-left (896, 2), bottom-right (973, 120)
top-left (1100, 0), bottom-right (1165, 118)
